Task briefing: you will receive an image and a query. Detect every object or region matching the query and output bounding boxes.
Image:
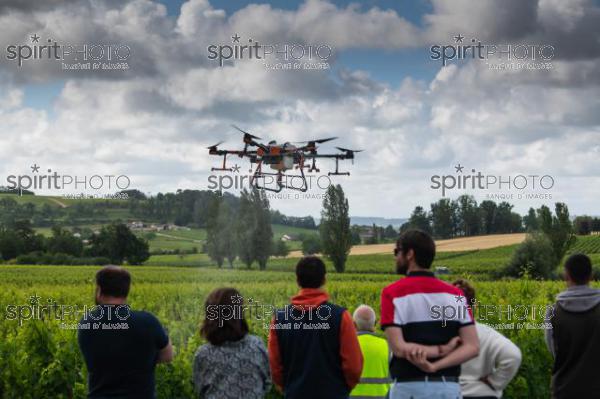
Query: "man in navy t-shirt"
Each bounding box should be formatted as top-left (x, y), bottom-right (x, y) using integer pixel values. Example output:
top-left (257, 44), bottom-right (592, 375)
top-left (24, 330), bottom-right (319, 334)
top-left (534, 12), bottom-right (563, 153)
top-left (78, 265), bottom-right (173, 398)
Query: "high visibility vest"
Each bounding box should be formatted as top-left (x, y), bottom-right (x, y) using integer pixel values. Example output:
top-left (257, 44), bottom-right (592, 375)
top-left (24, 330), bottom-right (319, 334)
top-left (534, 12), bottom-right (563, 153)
top-left (350, 332), bottom-right (392, 399)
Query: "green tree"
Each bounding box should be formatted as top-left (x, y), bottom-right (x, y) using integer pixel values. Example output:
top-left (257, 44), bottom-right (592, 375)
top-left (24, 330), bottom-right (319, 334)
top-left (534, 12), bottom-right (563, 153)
top-left (384, 224), bottom-right (397, 240)
top-left (0, 229), bottom-right (23, 260)
top-left (320, 185), bottom-right (351, 272)
top-left (205, 194), bottom-right (225, 267)
top-left (301, 234), bottom-right (322, 255)
top-left (494, 201), bottom-right (515, 233)
top-left (539, 203), bottom-right (576, 262)
top-left (350, 226), bottom-right (362, 245)
top-left (88, 223), bottom-right (149, 265)
top-left (430, 199), bottom-right (455, 238)
top-left (523, 207), bottom-right (539, 231)
top-left (479, 200), bottom-right (497, 234)
top-left (457, 195), bottom-right (480, 236)
top-left (217, 200), bottom-right (238, 268)
top-left (503, 232), bottom-right (557, 279)
top-left (573, 216), bottom-right (592, 235)
top-left (404, 206), bottom-right (431, 234)
top-left (273, 240), bottom-right (290, 257)
top-left (46, 226), bottom-right (83, 256)
top-left (236, 190), bottom-right (256, 268)
top-left (251, 188), bottom-right (273, 270)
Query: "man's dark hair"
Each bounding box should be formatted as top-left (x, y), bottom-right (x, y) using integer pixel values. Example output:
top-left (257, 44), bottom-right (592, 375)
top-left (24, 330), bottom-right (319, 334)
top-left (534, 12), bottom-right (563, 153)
top-left (96, 265), bottom-right (131, 298)
top-left (201, 287), bottom-right (249, 346)
top-left (453, 279), bottom-right (476, 306)
top-left (296, 256), bottom-right (326, 288)
top-left (564, 253), bottom-right (592, 285)
top-left (397, 230), bottom-right (436, 268)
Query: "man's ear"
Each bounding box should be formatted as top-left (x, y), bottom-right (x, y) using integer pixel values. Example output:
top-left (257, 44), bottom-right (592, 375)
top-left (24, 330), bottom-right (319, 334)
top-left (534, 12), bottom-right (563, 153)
top-left (406, 248), bottom-right (415, 262)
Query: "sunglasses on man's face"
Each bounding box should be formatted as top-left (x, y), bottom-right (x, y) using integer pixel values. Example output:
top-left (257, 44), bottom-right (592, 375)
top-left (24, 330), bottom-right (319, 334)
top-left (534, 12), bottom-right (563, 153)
top-left (393, 247), bottom-right (402, 256)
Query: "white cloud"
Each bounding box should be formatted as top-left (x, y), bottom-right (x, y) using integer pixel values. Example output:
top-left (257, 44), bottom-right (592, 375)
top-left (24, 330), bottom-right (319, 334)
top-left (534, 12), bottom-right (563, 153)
top-left (0, 0), bottom-right (599, 217)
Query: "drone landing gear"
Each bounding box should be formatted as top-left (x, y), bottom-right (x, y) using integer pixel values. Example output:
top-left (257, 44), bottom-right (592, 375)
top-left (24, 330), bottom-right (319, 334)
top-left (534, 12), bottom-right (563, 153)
top-left (211, 154), bottom-right (233, 172)
top-left (251, 161), bottom-right (308, 192)
top-left (305, 158), bottom-right (320, 173)
top-left (328, 157), bottom-right (350, 176)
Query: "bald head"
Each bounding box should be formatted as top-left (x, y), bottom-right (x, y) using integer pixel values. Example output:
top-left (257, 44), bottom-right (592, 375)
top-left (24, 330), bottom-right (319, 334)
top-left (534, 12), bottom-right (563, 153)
top-left (353, 304), bottom-right (376, 332)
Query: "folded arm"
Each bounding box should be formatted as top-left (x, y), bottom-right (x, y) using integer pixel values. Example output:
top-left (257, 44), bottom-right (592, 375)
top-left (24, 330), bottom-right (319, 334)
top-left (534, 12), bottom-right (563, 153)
top-left (384, 326), bottom-right (460, 359)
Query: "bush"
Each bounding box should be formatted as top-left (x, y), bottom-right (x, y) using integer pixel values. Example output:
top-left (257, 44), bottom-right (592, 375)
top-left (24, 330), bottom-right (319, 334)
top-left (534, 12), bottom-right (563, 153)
top-left (15, 252), bottom-right (110, 265)
top-left (502, 233), bottom-right (557, 279)
top-left (301, 235), bottom-right (322, 255)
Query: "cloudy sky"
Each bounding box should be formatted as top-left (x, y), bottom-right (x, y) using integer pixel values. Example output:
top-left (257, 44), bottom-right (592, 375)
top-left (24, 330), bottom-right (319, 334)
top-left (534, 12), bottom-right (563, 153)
top-left (0, 0), bottom-right (599, 218)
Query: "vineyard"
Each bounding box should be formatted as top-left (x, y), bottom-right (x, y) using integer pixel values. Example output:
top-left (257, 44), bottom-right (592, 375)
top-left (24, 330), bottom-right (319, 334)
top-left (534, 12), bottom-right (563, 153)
top-left (1, 235), bottom-right (600, 398)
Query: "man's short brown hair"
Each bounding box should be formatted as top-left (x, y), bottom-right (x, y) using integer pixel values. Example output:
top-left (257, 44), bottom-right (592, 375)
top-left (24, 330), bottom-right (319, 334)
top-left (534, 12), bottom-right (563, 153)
top-left (96, 265), bottom-right (131, 298)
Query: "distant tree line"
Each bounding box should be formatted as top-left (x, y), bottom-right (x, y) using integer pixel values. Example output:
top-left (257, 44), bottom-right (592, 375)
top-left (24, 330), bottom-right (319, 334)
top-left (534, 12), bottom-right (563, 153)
top-left (0, 189), bottom-right (316, 231)
top-left (572, 216), bottom-right (600, 235)
top-left (400, 195), bottom-right (524, 239)
top-left (270, 210), bottom-right (317, 229)
top-left (0, 220), bottom-right (149, 265)
top-left (0, 197), bottom-right (114, 227)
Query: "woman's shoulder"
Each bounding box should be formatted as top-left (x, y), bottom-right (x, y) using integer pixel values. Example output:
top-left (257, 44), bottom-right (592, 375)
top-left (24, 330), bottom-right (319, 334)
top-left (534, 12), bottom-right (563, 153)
top-left (194, 343), bottom-right (215, 359)
top-left (243, 334), bottom-right (264, 346)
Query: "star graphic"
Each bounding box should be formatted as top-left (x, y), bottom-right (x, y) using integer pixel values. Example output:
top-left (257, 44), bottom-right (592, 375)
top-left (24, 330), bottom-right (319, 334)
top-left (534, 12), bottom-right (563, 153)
top-left (30, 164), bottom-right (40, 173)
top-left (231, 294), bottom-right (243, 304)
top-left (231, 33), bottom-right (241, 43)
top-left (29, 294), bottom-right (41, 305)
top-left (454, 163), bottom-right (464, 173)
top-left (231, 164), bottom-right (241, 173)
top-left (30, 34), bottom-right (40, 43)
top-left (454, 34), bottom-right (464, 43)
top-left (455, 295), bottom-right (464, 303)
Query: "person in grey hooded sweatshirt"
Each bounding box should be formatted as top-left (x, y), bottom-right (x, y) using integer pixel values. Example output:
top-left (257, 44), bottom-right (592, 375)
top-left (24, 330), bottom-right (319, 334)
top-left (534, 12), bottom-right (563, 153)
top-left (545, 253), bottom-right (600, 399)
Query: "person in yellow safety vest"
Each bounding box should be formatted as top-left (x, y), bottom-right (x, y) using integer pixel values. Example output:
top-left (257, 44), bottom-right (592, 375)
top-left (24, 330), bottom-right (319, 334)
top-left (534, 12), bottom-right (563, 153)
top-left (350, 305), bottom-right (392, 399)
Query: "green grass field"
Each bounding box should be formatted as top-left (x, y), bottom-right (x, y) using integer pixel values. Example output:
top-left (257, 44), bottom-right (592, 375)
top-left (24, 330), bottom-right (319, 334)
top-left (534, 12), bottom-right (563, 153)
top-left (3, 264), bottom-right (597, 398)
top-left (4, 217), bottom-right (600, 399)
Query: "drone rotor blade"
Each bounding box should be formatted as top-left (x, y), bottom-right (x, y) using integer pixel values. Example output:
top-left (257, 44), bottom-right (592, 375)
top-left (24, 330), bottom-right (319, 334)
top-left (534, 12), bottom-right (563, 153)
top-left (232, 124), bottom-right (261, 140)
top-left (294, 137), bottom-right (338, 144)
top-left (206, 141), bottom-right (224, 149)
top-left (335, 147), bottom-right (364, 153)
top-left (314, 137), bottom-right (338, 144)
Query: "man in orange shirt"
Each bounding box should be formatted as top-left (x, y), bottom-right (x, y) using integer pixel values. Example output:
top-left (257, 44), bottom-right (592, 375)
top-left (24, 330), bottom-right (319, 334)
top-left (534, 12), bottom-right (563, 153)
top-left (268, 256), bottom-right (363, 399)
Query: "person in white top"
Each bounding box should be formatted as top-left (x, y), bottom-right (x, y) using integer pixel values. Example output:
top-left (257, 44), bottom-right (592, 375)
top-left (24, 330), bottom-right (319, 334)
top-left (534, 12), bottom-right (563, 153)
top-left (453, 279), bottom-right (522, 399)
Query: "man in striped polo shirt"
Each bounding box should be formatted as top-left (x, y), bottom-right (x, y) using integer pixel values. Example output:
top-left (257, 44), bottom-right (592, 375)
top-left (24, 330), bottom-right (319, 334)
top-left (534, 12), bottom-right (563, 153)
top-left (381, 230), bottom-right (480, 399)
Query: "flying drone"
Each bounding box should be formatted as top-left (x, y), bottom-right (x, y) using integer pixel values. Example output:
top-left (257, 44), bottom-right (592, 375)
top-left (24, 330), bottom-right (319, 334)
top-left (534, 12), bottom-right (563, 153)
top-left (207, 125), bottom-right (361, 192)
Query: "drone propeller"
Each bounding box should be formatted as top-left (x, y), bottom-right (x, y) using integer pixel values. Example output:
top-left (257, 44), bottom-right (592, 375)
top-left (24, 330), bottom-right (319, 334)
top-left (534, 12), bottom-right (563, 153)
top-left (232, 124), bottom-right (261, 140)
top-left (206, 141), bottom-right (224, 150)
top-left (336, 147), bottom-right (363, 153)
top-left (296, 137), bottom-right (338, 145)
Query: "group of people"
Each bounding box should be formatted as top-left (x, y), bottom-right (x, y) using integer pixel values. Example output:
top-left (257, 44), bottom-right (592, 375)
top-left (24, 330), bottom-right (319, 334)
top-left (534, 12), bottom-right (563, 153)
top-left (78, 229), bottom-right (600, 399)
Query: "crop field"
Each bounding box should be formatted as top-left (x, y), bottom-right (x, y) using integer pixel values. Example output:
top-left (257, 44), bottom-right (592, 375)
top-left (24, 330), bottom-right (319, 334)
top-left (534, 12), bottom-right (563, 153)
top-left (287, 233), bottom-right (527, 257)
top-left (2, 235), bottom-right (600, 398)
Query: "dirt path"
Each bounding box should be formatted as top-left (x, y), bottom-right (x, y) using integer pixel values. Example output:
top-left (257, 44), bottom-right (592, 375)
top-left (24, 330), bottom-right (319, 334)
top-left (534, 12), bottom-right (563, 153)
top-left (48, 197), bottom-right (68, 208)
top-left (155, 232), bottom-right (204, 243)
top-left (287, 233), bottom-right (526, 258)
